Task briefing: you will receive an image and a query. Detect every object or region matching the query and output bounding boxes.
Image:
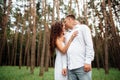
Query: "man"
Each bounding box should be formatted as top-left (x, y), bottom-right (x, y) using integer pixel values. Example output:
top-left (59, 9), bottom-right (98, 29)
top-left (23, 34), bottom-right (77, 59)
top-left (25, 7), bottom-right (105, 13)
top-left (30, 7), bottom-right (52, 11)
top-left (64, 14), bottom-right (94, 80)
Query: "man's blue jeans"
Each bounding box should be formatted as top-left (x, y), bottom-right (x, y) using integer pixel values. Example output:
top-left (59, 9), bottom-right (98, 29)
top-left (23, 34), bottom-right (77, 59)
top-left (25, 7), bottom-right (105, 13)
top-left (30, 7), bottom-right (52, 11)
top-left (68, 67), bottom-right (92, 80)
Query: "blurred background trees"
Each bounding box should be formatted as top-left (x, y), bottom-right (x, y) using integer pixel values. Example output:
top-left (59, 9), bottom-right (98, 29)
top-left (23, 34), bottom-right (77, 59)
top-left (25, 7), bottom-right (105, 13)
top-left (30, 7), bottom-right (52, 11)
top-left (0, 0), bottom-right (120, 75)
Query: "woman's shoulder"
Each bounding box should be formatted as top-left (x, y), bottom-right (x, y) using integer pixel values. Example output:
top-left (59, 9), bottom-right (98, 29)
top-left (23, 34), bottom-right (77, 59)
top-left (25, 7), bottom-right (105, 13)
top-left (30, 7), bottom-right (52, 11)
top-left (56, 36), bottom-right (65, 44)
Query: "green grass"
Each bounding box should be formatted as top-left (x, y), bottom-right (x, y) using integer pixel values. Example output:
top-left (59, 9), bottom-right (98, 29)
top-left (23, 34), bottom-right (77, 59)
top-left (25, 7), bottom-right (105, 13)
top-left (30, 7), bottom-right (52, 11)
top-left (0, 66), bottom-right (54, 80)
top-left (92, 68), bottom-right (120, 80)
top-left (0, 66), bottom-right (120, 80)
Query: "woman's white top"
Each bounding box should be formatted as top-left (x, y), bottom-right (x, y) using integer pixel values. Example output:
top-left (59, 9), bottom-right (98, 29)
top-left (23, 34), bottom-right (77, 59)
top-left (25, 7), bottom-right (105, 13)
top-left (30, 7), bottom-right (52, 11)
top-left (54, 43), bottom-right (67, 80)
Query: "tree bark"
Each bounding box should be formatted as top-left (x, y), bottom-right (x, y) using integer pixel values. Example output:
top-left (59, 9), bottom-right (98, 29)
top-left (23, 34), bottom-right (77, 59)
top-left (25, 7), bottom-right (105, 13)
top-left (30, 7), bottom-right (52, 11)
top-left (30, 0), bottom-right (36, 74)
top-left (45, 24), bottom-right (50, 71)
top-left (39, 25), bottom-right (46, 76)
top-left (56, 0), bottom-right (60, 20)
top-left (0, 0), bottom-right (11, 66)
top-left (37, 28), bottom-right (42, 66)
top-left (39, 0), bottom-right (46, 76)
top-left (101, 0), bottom-right (109, 74)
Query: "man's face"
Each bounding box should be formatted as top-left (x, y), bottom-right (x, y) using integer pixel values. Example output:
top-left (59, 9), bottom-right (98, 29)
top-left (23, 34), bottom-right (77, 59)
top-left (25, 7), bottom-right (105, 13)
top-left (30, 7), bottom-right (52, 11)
top-left (64, 17), bottom-right (71, 29)
top-left (62, 24), bottom-right (65, 32)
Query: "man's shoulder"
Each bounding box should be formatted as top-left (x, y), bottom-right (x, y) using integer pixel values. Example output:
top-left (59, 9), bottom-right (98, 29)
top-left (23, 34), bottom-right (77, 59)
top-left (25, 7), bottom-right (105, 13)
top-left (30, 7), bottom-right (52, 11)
top-left (75, 24), bottom-right (88, 29)
top-left (79, 24), bottom-right (88, 27)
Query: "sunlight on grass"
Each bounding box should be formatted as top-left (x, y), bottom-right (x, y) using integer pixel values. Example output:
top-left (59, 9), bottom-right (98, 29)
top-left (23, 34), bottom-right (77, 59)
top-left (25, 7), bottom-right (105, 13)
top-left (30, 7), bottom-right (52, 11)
top-left (0, 66), bottom-right (120, 80)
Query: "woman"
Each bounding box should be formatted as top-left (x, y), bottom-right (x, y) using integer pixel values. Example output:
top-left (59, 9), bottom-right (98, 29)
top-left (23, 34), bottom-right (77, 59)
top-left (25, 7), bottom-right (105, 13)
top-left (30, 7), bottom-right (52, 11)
top-left (50, 21), bottom-right (78, 80)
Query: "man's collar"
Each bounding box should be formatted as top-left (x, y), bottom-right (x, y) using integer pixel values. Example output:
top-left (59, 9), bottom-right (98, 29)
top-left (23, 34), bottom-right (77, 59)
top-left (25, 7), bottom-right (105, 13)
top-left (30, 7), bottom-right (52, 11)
top-left (73, 24), bottom-right (79, 29)
top-left (67, 29), bottom-right (72, 32)
top-left (67, 24), bottom-right (79, 32)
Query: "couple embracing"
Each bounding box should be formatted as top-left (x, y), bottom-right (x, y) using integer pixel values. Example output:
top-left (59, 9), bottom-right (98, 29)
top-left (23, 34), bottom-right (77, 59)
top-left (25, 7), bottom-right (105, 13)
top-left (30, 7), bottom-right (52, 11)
top-left (50, 14), bottom-right (94, 80)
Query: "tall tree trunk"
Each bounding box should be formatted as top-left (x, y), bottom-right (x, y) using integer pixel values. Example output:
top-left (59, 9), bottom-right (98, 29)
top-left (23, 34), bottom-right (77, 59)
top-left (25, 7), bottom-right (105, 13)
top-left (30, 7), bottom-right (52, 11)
top-left (7, 40), bottom-right (10, 65)
top-left (19, 23), bottom-right (24, 69)
top-left (45, 24), bottom-right (50, 71)
top-left (39, 26), bottom-right (46, 76)
top-left (76, 0), bottom-right (80, 18)
top-left (94, 29), bottom-right (100, 69)
top-left (11, 28), bottom-right (18, 66)
top-left (0, 27), bottom-right (7, 65)
top-left (108, 0), bottom-right (120, 70)
top-left (13, 30), bottom-right (18, 66)
top-left (39, 0), bottom-right (46, 76)
top-left (39, 25), bottom-right (46, 76)
top-left (11, 34), bottom-right (15, 65)
top-left (101, 0), bottom-right (109, 74)
top-left (23, 7), bottom-right (29, 66)
top-left (56, 0), bottom-right (60, 20)
top-left (108, 0), bottom-right (117, 36)
top-left (0, 0), bottom-right (11, 65)
top-left (30, 0), bottom-right (36, 74)
top-left (24, 32), bottom-right (29, 66)
top-left (19, 14), bottom-right (26, 68)
top-left (83, 0), bottom-right (88, 25)
top-left (26, 7), bottom-right (32, 69)
top-left (26, 28), bottom-right (31, 69)
top-left (52, 0), bottom-right (55, 23)
top-left (37, 28), bottom-right (42, 66)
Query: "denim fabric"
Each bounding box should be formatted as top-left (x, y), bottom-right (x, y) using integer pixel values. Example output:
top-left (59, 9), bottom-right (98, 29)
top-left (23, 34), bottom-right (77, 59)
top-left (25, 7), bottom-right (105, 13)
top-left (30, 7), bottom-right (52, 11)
top-left (68, 67), bottom-right (92, 80)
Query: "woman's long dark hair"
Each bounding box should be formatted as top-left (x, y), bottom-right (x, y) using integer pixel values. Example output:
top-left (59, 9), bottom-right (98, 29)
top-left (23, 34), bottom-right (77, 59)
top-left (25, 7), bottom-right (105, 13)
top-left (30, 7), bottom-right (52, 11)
top-left (50, 21), bottom-right (63, 55)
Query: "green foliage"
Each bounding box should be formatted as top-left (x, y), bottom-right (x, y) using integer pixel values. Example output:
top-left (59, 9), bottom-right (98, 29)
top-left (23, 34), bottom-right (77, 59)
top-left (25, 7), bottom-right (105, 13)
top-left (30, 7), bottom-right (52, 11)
top-left (0, 0), bottom-right (3, 4)
top-left (0, 66), bottom-right (120, 80)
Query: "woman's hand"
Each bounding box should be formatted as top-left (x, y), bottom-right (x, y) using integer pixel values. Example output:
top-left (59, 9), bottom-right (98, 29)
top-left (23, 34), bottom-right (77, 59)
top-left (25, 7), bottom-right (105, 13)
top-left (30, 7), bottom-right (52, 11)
top-left (62, 68), bottom-right (67, 76)
top-left (71, 31), bottom-right (78, 40)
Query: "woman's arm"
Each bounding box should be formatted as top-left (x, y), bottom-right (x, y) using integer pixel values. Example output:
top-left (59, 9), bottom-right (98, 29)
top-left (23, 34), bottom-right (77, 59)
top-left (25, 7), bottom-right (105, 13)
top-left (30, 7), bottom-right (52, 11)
top-left (61, 54), bottom-right (67, 76)
top-left (56, 31), bottom-right (78, 54)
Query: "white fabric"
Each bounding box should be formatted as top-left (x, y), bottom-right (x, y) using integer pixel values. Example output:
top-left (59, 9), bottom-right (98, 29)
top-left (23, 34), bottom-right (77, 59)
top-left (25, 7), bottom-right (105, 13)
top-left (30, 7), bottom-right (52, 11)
top-left (54, 43), bottom-right (67, 80)
top-left (65, 24), bottom-right (94, 70)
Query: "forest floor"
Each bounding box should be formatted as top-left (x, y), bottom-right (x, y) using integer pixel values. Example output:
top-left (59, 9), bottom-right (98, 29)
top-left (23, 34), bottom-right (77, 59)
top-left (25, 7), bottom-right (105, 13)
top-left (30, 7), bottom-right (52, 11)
top-left (0, 66), bottom-right (120, 80)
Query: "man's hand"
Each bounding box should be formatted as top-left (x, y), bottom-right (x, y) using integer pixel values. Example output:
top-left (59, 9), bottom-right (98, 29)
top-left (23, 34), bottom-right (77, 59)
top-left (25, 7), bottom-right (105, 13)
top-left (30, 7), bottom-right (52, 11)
top-left (84, 64), bottom-right (92, 72)
top-left (62, 68), bottom-right (67, 76)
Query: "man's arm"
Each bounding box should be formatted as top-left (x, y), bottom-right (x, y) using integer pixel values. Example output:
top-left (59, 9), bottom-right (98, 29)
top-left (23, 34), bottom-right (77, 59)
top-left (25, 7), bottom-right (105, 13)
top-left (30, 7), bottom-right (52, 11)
top-left (82, 25), bottom-right (95, 72)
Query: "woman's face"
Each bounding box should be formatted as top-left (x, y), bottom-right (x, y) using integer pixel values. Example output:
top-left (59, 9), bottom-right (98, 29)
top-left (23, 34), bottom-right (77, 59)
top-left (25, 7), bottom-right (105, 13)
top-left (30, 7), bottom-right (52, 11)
top-left (62, 23), bottom-right (66, 32)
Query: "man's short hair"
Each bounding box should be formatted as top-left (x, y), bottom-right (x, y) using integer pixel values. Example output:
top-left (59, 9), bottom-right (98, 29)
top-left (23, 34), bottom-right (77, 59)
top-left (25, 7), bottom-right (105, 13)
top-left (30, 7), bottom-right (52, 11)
top-left (66, 14), bottom-right (75, 20)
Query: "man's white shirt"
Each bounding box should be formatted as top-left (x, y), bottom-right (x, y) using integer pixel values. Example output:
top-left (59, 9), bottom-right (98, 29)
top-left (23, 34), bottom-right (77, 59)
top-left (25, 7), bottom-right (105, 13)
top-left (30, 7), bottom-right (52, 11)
top-left (65, 24), bottom-right (94, 70)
